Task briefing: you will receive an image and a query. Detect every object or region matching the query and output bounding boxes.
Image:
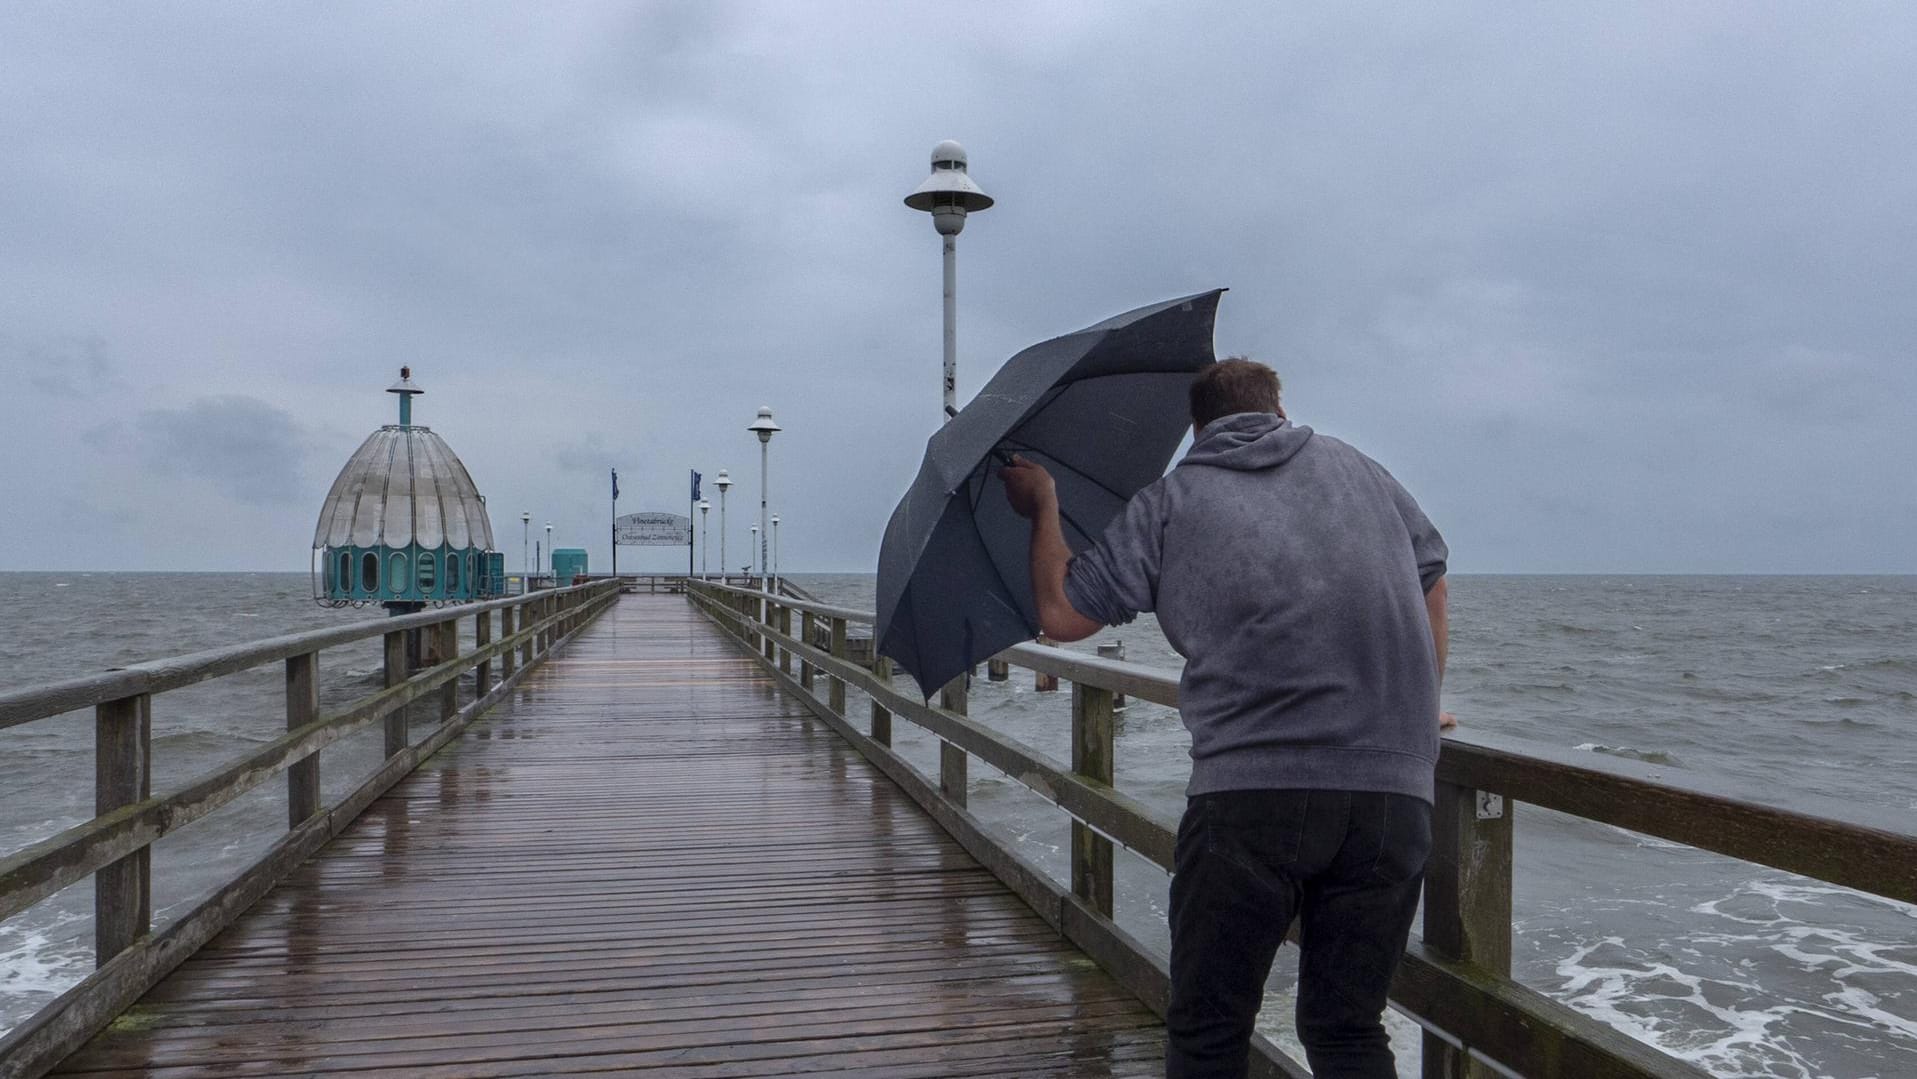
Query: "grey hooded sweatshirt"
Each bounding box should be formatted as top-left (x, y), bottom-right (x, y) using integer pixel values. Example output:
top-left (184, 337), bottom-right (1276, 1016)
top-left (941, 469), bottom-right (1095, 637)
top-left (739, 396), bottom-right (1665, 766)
top-left (1063, 412), bottom-right (1447, 802)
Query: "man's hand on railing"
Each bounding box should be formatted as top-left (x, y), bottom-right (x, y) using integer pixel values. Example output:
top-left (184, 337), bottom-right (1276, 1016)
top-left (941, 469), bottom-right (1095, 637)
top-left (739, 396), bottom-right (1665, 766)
top-left (1440, 711), bottom-right (1458, 732)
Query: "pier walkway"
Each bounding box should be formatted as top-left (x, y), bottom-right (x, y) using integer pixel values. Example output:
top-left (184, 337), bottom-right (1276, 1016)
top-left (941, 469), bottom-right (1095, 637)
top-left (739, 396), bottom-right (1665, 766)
top-left (50, 596), bottom-right (1163, 1077)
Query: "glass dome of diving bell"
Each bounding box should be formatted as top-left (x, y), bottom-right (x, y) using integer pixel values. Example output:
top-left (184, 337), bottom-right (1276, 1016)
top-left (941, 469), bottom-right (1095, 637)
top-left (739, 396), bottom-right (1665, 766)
top-left (312, 367), bottom-right (502, 611)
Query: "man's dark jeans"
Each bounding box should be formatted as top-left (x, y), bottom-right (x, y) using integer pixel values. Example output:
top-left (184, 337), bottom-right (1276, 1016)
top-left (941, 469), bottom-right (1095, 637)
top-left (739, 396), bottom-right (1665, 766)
top-left (1166, 788), bottom-right (1431, 1079)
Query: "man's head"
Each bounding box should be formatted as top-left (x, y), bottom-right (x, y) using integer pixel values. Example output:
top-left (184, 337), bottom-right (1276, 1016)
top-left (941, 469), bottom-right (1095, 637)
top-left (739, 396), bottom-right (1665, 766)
top-left (1190, 357), bottom-right (1283, 432)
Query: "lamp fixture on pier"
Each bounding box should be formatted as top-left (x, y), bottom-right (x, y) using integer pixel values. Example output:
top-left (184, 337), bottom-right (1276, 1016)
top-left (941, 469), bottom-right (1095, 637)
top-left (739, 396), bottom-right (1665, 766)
top-left (520, 512), bottom-right (531, 590)
top-left (715, 470), bottom-right (732, 582)
top-left (770, 513), bottom-right (781, 592)
top-left (544, 522), bottom-right (553, 579)
top-left (904, 140), bottom-right (993, 423)
top-left (747, 406), bottom-right (781, 592)
top-left (312, 367), bottom-right (503, 611)
top-left (698, 499), bottom-right (711, 578)
top-left (749, 524), bottom-right (759, 579)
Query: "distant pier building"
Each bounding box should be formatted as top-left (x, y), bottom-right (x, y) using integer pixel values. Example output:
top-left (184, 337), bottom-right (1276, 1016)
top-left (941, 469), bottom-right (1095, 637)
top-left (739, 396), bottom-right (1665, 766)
top-left (313, 367), bottom-right (501, 610)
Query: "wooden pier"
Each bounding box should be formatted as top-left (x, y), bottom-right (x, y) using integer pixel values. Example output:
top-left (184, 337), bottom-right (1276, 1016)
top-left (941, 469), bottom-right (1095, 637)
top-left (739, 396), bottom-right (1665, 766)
top-left (4, 580), bottom-right (1915, 1078)
top-left (40, 596), bottom-right (1161, 1076)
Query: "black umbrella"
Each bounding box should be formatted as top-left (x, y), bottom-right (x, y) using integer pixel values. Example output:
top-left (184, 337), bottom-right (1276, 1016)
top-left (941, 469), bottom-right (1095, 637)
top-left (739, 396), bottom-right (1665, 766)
top-left (875, 289), bottom-right (1225, 697)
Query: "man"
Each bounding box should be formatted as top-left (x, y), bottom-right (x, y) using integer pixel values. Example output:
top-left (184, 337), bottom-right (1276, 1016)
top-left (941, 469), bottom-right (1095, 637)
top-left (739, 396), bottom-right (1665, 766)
top-left (1000, 358), bottom-right (1450, 1079)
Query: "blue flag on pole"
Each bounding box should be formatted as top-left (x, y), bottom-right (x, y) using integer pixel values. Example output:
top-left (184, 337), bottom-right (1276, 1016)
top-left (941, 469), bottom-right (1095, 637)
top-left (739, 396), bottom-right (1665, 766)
top-left (690, 469), bottom-right (702, 502)
top-left (611, 468), bottom-right (619, 502)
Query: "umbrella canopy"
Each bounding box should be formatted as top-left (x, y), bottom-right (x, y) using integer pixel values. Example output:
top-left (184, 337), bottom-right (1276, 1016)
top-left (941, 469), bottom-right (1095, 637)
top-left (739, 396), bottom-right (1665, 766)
top-left (876, 289), bottom-right (1225, 697)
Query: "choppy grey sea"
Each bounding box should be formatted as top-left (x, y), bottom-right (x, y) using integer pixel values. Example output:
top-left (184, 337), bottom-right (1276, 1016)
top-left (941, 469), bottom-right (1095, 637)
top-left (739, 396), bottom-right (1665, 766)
top-left (2, 572), bottom-right (1913, 1078)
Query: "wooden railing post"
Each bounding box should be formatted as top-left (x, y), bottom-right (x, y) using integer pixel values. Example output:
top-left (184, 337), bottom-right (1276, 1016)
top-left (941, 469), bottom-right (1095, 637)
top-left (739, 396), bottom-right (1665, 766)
top-left (521, 597), bottom-right (536, 665)
top-left (431, 618), bottom-right (458, 725)
top-left (1071, 682), bottom-right (1116, 917)
top-left (828, 617), bottom-right (848, 715)
top-left (475, 608), bottom-right (492, 696)
top-left (285, 653), bottom-right (319, 828)
top-left (383, 630), bottom-right (407, 757)
top-left (869, 656), bottom-right (893, 746)
top-left (499, 604), bottom-right (516, 679)
top-left (800, 611), bottom-right (816, 689)
top-left (1422, 781), bottom-right (1515, 1079)
top-left (778, 604), bottom-right (793, 675)
top-left (94, 693), bottom-right (151, 966)
top-left (755, 594), bottom-right (770, 663)
top-left (988, 657), bottom-right (1009, 681)
top-left (939, 677), bottom-right (968, 807)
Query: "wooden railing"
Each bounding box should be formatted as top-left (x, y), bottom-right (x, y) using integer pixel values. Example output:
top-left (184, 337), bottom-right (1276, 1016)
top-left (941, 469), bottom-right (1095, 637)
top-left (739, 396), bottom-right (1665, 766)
top-left (0, 580), bottom-right (622, 1079)
top-left (686, 580), bottom-right (1917, 1079)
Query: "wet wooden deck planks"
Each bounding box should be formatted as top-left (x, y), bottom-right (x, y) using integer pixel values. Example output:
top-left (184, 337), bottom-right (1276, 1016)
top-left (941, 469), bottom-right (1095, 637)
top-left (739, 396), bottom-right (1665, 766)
top-left (51, 595), bottom-right (1165, 1077)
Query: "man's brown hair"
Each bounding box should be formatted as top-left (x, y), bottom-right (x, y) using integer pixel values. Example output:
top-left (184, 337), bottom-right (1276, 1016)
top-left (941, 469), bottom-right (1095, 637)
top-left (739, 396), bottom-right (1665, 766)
top-left (1190, 357), bottom-right (1283, 432)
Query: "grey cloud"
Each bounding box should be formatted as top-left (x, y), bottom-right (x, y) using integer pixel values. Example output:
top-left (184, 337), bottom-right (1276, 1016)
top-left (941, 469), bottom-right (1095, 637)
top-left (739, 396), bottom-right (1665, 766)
top-left (135, 396), bottom-right (310, 506)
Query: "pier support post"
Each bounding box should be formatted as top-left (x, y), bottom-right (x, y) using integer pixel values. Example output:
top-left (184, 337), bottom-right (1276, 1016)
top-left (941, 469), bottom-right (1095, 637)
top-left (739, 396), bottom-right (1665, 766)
top-left (94, 693), bottom-right (151, 966)
top-left (778, 604), bottom-right (792, 675)
top-left (383, 630), bottom-right (407, 757)
top-left (1034, 635), bottom-right (1059, 692)
top-left (286, 653), bottom-right (319, 828)
top-left (869, 656), bottom-right (893, 746)
top-left (987, 657), bottom-right (1009, 681)
top-left (939, 677), bottom-right (968, 808)
top-left (828, 617), bottom-right (848, 715)
top-left (800, 611), bottom-right (815, 690)
top-left (1071, 683), bottom-right (1116, 918)
top-left (1422, 781), bottom-right (1515, 1079)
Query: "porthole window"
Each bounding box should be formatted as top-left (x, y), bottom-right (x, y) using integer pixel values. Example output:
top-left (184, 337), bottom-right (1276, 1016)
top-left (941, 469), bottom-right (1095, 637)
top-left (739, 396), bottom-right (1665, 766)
top-left (446, 550), bottom-right (461, 592)
top-left (467, 553), bottom-right (477, 591)
top-left (418, 551), bottom-right (437, 595)
top-left (360, 551), bottom-right (380, 594)
top-left (337, 552), bottom-right (351, 593)
top-left (389, 552), bottom-right (410, 595)
top-left (323, 553), bottom-right (335, 592)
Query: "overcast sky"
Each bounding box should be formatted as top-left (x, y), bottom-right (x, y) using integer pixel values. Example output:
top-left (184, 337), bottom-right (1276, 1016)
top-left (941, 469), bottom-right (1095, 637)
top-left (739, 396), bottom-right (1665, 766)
top-left (2, 3), bottom-right (1912, 575)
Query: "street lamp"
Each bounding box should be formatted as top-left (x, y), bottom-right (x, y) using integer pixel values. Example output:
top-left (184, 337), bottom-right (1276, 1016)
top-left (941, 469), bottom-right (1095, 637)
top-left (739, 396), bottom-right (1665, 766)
top-left (770, 513), bottom-right (780, 593)
top-left (904, 139), bottom-right (993, 423)
top-left (715, 470), bottom-right (732, 583)
top-left (749, 524), bottom-right (759, 580)
top-left (520, 512), bottom-right (531, 592)
top-left (544, 522), bottom-right (553, 581)
top-left (698, 499), bottom-right (711, 579)
top-left (747, 406), bottom-right (781, 591)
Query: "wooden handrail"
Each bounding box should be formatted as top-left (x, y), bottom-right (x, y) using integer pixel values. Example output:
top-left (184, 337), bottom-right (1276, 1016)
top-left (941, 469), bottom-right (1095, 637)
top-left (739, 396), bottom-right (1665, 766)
top-left (0, 580), bottom-right (614, 731)
top-left (687, 580), bottom-right (1917, 904)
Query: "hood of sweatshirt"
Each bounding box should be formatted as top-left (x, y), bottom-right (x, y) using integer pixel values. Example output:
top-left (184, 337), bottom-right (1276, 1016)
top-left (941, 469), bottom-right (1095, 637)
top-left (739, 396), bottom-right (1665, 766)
top-left (1178, 412), bottom-right (1314, 472)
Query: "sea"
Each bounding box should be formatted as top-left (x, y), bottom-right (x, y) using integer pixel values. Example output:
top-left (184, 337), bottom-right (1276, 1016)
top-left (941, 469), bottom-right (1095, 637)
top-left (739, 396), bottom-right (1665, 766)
top-left (1, 571), bottom-right (1913, 1078)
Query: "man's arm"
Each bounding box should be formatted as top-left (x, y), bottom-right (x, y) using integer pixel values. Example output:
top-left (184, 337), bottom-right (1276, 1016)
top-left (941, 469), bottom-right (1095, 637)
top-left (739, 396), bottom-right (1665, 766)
top-left (1001, 458), bottom-right (1103, 643)
top-left (1426, 576), bottom-right (1456, 730)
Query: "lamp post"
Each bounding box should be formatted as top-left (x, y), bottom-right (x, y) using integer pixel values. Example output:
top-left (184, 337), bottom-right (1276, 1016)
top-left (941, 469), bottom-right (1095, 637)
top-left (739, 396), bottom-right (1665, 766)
top-left (698, 500), bottom-right (711, 579)
top-left (715, 470), bottom-right (732, 583)
top-left (747, 406), bottom-right (781, 591)
top-left (544, 523), bottom-right (553, 582)
top-left (749, 525), bottom-right (759, 580)
top-left (520, 512), bottom-right (531, 593)
top-left (904, 140), bottom-right (993, 423)
top-left (770, 514), bottom-right (780, 593)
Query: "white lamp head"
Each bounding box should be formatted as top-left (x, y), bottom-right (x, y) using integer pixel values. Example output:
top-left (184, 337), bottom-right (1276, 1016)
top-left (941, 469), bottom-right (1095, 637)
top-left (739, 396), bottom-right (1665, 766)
top-left (715, 469), bottom-right (732, 491)
top-left (747, 405), bottom-right (782, 444)
top-left (904, 140), bottom-right (993, 236)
